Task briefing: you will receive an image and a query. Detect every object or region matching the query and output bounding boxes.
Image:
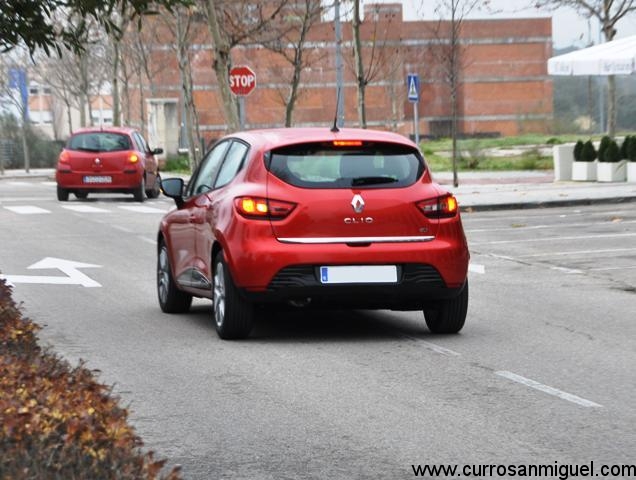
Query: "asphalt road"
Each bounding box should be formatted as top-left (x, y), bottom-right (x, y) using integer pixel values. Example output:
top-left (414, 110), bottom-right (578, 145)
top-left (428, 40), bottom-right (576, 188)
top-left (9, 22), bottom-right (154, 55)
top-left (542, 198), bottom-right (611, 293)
top-left (1, 178), bottom-right (635, 479)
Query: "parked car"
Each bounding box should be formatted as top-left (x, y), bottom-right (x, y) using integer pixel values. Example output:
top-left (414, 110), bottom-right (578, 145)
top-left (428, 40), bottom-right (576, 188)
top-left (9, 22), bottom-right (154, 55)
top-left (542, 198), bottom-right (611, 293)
top-left (55, 127), bottom-right (163, 202)
top-left (157, 127), bottom-right (470, 339)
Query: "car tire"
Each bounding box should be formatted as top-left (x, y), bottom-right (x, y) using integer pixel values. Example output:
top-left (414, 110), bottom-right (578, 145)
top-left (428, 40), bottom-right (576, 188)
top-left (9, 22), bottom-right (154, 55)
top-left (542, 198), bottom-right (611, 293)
top-left (213, 251), bottom-right (253, 340)
top-left (423, 281), bottom-right (468, 334)
top-left (157, 241), bottom-right (192, 313)
top-left (74, 191), bottom-right (88, 199)
top-left (134, 175), bottom-right (145, 202)
top-left (57, 185), bottom-right (69, 201)
top-left (146, 174), bottom-right (161, 199)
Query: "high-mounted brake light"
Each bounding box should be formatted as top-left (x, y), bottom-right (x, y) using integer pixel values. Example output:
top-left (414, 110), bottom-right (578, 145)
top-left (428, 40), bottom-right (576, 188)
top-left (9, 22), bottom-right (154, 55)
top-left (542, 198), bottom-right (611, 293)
top-left (333, 140), bottom-right (363, 147)
top-left (417, 194), bottom-right (459, 219)
top-left (234, 196), bottom-right (296, 220)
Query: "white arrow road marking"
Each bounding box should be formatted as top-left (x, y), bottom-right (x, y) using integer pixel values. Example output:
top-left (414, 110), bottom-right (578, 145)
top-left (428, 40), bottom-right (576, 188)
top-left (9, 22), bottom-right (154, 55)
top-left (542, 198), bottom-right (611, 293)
top-left (468, 263), bottom-right (485, 274)
top-left (4, 206), bottom-right (51, 214)
top-left (1, 257), bottom-right (102, 288)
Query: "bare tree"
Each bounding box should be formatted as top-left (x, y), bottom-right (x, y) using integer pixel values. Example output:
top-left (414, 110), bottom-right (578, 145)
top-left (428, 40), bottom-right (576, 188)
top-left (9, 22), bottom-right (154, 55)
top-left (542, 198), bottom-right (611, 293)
top-left (159, 6), bottom-right (207, 169)
top-left (429, 0), bottom-right (483, 187)
top-left (261, 0), bottom-right (323, 126)
top-left (350, 3), bottom-right (404, 129)
top-left (202, 0), bottom-right (290, 132)
top-left (533, 0), bottom-right (636, 137)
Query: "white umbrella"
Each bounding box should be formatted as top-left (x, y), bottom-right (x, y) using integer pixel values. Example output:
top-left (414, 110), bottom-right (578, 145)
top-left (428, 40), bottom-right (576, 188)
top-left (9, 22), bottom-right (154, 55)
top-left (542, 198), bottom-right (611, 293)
top-left (548, 35), bottom-right (636, 76)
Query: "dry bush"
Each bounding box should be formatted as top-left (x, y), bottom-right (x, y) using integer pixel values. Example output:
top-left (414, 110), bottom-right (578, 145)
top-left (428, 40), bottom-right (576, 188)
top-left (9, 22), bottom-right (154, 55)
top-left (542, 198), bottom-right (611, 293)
top-left (0, 278), bottom-right (182, 480)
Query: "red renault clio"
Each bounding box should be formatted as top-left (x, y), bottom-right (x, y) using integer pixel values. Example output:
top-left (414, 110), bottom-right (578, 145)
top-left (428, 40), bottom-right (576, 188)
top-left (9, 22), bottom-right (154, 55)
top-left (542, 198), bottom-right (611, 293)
top-left (157, 128), bottom-right (469, 339)
top-left (55, 127), bottom-right (163, 202)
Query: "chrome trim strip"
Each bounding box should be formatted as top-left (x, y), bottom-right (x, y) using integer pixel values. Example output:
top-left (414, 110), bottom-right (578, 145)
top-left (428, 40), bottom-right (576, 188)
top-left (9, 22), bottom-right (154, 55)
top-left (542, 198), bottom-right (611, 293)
top-left (277, 236), bottom-right (435, 244)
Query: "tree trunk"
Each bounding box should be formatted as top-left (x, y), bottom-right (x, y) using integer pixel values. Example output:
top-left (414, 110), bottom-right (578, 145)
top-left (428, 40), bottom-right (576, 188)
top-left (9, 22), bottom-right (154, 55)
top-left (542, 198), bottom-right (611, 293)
top-left (111, 38), bottom-right (121, 126)
top-left (607, 74), bottom-right (616, 137)
top-left (352, 0), bottom-right (367, 128)
top-left (205, 0), bottom-right (240, 132)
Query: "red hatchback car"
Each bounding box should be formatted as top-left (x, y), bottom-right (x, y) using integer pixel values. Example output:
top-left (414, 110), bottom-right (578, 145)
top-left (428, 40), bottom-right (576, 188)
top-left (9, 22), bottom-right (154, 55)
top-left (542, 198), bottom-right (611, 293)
top-left (157, 128), bottom-right (469, 339)
top-left (55, 127), bottom-right (163, 202)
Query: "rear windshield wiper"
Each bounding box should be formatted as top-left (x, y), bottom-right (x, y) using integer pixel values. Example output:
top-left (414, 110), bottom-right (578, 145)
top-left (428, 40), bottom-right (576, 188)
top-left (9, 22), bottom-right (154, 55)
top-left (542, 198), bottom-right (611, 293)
top-left (351, 176), bottom-right (399, 186)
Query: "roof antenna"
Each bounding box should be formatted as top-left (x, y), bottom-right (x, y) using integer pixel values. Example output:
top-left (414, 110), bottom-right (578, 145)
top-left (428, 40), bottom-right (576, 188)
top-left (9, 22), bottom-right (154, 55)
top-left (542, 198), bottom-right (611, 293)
top-left (331, 88), bottom-right (341, 133)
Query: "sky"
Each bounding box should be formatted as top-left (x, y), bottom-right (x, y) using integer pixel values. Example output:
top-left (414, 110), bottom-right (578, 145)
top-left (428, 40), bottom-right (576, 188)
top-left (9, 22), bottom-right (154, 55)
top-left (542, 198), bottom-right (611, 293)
top-left (384, 0), bottom-right (636, 48)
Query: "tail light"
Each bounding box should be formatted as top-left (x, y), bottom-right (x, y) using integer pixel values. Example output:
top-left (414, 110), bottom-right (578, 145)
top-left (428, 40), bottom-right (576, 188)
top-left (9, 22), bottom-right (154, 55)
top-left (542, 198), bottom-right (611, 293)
top-left (58, 151), bottom-right (70, 164)
top-left (128, 153), bottom-right (139, 163)
top-left (234, 196), bottom-right (296, 220)
top-left (417, 194), bottom-right (459, 219)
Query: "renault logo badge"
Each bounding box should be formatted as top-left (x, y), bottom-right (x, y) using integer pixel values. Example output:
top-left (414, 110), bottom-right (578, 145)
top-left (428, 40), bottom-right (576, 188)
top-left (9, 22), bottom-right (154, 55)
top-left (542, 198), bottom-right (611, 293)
top-left (351, 194), bottom-right (365, 213)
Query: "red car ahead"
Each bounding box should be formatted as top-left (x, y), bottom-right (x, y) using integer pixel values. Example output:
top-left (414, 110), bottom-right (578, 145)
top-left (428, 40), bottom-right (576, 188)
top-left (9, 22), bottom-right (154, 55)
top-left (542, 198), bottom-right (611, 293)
top-left (157, 128), bottom-right (469, 339)
top-left (55, 127), bottom-right (163, 202)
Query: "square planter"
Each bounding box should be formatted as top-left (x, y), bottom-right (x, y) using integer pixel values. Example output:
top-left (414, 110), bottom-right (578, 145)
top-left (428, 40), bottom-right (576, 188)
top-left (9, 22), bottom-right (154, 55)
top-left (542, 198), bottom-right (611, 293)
top-left (627, 162), bottom-right (636, 183)
top-left (552, 144), bottom-right (574, 181)
top-left (572, 160), bottom-right (597, 181)
top-left (597, 160), bottom-right (627, 182)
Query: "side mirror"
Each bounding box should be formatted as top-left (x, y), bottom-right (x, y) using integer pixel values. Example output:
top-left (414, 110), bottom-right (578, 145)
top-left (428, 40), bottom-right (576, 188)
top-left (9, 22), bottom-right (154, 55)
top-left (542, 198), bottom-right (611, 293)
top-left (161, 177), bottom-right (184, 208)
top-left (152, 147), bottom-right (164, 155)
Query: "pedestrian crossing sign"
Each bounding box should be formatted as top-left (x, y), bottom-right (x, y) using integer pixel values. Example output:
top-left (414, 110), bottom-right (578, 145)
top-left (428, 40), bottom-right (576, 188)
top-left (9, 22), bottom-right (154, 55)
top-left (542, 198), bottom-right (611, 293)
top-left (407, 73), bottom-right (419, 103)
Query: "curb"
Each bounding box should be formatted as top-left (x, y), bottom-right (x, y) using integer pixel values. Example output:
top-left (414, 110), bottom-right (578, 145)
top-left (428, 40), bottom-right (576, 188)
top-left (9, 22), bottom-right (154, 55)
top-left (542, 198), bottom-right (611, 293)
top-left (461, 195), bottom-right (636, 212)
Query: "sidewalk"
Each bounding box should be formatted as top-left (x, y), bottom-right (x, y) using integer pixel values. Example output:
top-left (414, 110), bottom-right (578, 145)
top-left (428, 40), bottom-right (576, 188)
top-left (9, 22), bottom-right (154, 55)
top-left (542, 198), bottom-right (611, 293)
top-left (2, 168), bottom-right (636, 211)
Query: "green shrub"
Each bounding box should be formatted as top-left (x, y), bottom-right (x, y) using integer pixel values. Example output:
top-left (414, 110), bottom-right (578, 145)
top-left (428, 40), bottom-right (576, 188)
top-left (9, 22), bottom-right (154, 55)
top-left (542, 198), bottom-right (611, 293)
top-left (597, 135), bottom-right (612, 164)
top-left (620, 136), bottom-right (631, 159)
top-left (602, 140), bottom-right (621, 162)
top-left (580, 140), bottom-right (597, 162)
top-left (163, 155), bottom-right (190, 172)
top-left (628, 136), bottom-right (636, 161)
top-left (573, 140), bottom-right (584, 161)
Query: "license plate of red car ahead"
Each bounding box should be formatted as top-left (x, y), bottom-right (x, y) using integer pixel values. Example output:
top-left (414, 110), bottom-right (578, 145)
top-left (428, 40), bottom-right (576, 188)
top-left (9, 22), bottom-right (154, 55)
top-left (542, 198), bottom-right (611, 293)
top-left (83, 176), bottom-right (112, 184)
top-left (319, 265), bottom-right (397, 284)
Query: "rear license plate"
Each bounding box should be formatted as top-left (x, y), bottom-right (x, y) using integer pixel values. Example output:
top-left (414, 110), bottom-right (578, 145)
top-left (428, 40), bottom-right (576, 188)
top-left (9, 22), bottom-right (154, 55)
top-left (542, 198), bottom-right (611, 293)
top-left (83, 176), bottom-right (112, 184)
top-left (319, 265), bottom-right (397, 284)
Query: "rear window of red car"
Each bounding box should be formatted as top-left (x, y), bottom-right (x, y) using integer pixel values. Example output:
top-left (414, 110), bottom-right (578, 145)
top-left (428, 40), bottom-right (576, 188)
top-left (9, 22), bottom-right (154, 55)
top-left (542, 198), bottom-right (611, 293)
top-left (67, 132), bottom-right (131, 153)
top-left (268, 141), bottom-right (424, 189)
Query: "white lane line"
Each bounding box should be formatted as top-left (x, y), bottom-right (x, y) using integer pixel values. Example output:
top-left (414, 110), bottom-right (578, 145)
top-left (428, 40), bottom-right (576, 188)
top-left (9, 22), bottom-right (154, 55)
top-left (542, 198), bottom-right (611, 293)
top-left (62, 205), bottom-right (110, 213)
top-left (471, 232), bottom-right (636, 246)
top-left (138, 236), bottom-right (157, 245)
top-left (396, 333), bottom-right (461, 356)
top-left (589, 265), bottom-right (636, 271)
top-left (466, 219), bottom-right (636, 234)
top-left (118, 205), bottom-right (167, 214)
top-left (495, 371), bottom-right (602, 408)
top-left (519, 247), bottom-right (636, 258)
top-left (7, 181), bottom-right (31, 186)
top-left (3, 206), bottom-right (50, 214)
top-left (468, 263), bottom-right (485, 274)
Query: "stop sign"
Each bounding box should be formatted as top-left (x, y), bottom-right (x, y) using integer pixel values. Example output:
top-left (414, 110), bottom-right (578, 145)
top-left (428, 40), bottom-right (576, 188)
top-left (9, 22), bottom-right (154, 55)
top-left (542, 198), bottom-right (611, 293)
top-left (229, 66), bottom-right (256, 96)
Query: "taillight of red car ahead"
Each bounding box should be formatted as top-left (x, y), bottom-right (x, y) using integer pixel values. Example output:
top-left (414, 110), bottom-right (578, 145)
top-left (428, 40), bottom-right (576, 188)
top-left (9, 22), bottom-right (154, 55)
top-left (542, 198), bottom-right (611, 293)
top-left (416, 194), bottom-right (459, 219)
top-left (57, 151), bottom-right (71, 171)
top-left (128, 153), bottom-right (139, 164)
top-left (234, 197), bottom-right (297, 220)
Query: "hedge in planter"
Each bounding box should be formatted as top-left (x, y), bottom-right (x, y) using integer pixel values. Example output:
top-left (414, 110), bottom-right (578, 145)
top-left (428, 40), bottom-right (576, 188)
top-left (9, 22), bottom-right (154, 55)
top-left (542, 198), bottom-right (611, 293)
top-left (572, 140), bottom-right (597, 181)
top-left (598, 138), bottom-right (626, 182)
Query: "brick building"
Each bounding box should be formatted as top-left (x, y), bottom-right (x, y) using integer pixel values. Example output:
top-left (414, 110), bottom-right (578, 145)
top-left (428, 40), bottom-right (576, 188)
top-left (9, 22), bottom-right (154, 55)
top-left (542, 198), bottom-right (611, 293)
top-left (131, 4), bottom-right (554, 153)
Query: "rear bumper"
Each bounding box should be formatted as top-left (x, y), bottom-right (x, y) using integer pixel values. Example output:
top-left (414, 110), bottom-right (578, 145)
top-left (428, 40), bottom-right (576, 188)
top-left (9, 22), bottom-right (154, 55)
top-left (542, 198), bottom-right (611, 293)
top-left (242, 264), bottom-right (466, 310)
top-left (56, 170), bottom-right (142, 190)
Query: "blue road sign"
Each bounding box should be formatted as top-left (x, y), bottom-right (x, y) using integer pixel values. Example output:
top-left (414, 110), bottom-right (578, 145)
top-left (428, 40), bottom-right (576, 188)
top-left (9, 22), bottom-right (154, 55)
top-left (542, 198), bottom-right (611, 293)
top-left (407, 73), bottom-right (419, 103)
